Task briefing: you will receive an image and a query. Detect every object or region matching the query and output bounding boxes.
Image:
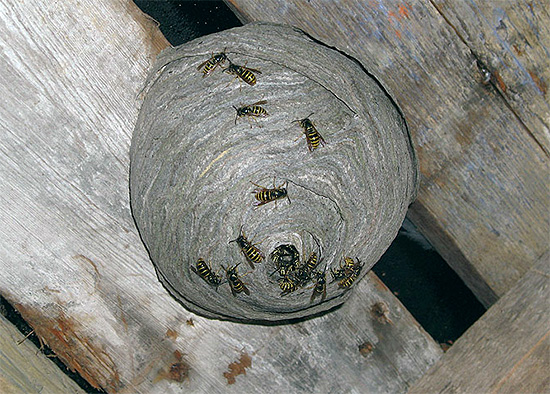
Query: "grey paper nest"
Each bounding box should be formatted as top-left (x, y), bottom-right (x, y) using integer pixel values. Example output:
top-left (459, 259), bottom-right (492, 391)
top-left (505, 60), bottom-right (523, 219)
top-left (130, 23), bottom-right (418, 322)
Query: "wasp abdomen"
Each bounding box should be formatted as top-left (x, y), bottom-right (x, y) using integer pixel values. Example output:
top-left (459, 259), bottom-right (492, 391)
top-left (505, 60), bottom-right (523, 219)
top-left (197, 50), bottom-right (228, 77)
top-left (293, 113), bottom-right (326, 151)
top-left (229, 227), bottom-right (265, 269)
top-left (251, 180), bottom-right (289, 207)
top-left (224, 62), bottom-right (261, 86)
top-left (279, 276), bottom-right (298, 296)
top-left (191, 258), bottom-right (223, 290)
top-left (234, 100), bottom-right (268, 125)
top-left (223, 264), bottom-right (250, 296)
top-left (303, 252), bottom-right (319, 272)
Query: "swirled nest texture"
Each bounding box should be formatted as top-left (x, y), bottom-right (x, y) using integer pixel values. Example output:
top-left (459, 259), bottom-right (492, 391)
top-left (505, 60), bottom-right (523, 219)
top-left (130, 23), bottom-right (418, 322)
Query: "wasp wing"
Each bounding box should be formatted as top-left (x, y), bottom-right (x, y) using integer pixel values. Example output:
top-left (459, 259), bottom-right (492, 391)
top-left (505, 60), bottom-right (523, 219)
top-left (197, 58), bottom-right (212, 70)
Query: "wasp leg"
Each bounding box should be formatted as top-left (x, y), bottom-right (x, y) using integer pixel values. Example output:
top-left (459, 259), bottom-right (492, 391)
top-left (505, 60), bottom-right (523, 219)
top-left (244, 258), bottom-right (255, 270)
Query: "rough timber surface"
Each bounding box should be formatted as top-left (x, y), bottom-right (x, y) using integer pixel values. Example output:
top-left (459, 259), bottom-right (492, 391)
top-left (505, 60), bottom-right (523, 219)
top-left (130, 23), bottom-right (418, 322)
top-left (0, 1), bottom-right (441, 392)
top-left (0, 314), bottom-right (84, 394)
top-left (225, 0), bottom-right (550, 307)
top-left (408, 250), bottom-right (550, 394)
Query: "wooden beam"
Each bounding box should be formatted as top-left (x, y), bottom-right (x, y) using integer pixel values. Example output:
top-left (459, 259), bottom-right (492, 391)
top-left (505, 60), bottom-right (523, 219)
top-left (225, 0), bottom-right (550, 307)
top-left (0, 0), bottom-right (441, 391)
top-left (429, 1), bottom-right (550, 154)
top-left (0, 314), bottom-right (84, 393)
top-left (408, 250), bottom-right (550, 393)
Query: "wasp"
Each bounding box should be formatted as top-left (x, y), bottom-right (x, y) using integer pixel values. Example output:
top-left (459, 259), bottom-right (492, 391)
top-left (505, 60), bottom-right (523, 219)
top-left (222, 263), bottom-right (250, 296)
top-left (338, 272), bottom-right (359, 288)
top-left (270, 261), bottom-right (298, 278)
top-left (250, 179), bottom-right (290, 207)
top-left (302, 252), bottom-right (319, 273)
top-left (293, 266), bottom-right (311, 287)
top-left (330, 265), bottom-right (347, 281)
top-left (269, 244), bottom-right (300, 277)
top-left (336, 258), bottom-right (363, 289)
top-left (191, 258), bottom-right (223, 290)
top-left (292, 251), bottom-right (319, 287)
top-left (197, 49), bottom-right (228, 77)
top-left (331, 256), bottom-right (361, 282)
top-left (310, 269), bottom-right (327, 303)
top-left (229, 226), bottom-right (265, 269)
top-left (278, 275), bottom-right (298, 296)
top-left (233, 100), bottom-right (269, 126)
top-left (223, 61), bottom-right (261, 86)
top-left (292, 113), bottom-right (326, 152)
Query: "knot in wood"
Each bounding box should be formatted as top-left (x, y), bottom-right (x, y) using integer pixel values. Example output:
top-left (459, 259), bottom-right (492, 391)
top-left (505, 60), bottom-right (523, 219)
top-left (130, 23), bottom-right (418, 322)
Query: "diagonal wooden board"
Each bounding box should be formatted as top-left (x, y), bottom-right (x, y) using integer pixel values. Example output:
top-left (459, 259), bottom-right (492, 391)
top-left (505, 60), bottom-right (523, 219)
top-left (408, 250), bottom-right (550, 393)
top-left (0, 0), bottom-right (441, 391)
top-left (225, 0), bottom-right (550, 307)
top-left (0, 313), bottom-right (84, 393)
top-left (429, 1), bottom-right (550, 153)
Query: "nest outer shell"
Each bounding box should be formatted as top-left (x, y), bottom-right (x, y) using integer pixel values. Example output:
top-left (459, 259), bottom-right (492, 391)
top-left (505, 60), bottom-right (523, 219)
top-left (130, 23), bottom-right (418, 322)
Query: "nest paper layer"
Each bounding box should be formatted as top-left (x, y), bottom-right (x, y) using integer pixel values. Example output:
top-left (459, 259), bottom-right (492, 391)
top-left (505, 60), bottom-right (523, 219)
top-left (130, 23), bottom-right (418, 322)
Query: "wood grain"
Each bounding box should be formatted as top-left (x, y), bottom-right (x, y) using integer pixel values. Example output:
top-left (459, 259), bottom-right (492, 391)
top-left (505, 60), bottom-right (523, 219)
top-left (430, 0), bottom-right (550, 155)
top-left (408, 250), bottom-right (550, 393)
top-left (0, 0), bottom-right (440, 391)
top-left (0, 314), bottom-right (84, 394)
top-left (226, 0), bottom-right (550, 307)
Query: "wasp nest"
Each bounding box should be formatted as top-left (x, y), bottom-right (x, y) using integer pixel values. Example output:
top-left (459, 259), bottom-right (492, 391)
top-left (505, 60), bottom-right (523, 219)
top-left (130, 23), bottom-right (418, 322)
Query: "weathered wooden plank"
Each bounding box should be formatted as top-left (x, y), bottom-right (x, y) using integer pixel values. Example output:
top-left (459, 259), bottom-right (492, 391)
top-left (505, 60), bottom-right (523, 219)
top-left (0, 0), bottom-right (169, 390)
top-left (0, 0), bottom-right (441, 392)
top-left (9, 271), bottom-right (442, 393)
top-left (431, 0), bottom-right (550, 155)
top-left (494, 334), bottom-right (550, 394)
top-left (0, 314), bottom-right (84, 394)
top-left (408, 250), bottom-right (550, 393)
top-left (225, 0), bottom-right (550, 307)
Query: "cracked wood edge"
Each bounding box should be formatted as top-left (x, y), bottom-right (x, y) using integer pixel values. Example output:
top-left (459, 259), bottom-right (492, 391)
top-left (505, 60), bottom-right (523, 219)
top-left (408, 250), bottom-right (550, 393)
top-left (0, 314), bottom-right (84, 394)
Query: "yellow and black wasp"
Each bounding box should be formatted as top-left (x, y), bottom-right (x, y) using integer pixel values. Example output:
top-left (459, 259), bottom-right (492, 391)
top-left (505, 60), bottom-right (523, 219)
top-left (310, 268), bottom-right (327, 303)
top-left (222, 263), bottom-right (250, 296)
top-left (303, 252), bottom-right (319, 273)
top-left (250, 179), bottom-right (290, 207)
top-left (223, 61), bottom-right (261, 86)
top-left (197, 49), bottom-right (228, 77)
top-left (191, 258), bottom-right (223, 290)
top-left (229, 226), bottom-right (265, 269)
top-left (338, 272), bottom-right (359, 289)
top-left (331, 256), bottom-right (359, 282)
top-left (269, 244), bottom-right (300, 277)
top-left (292, 113), bottom-right (326, 152)
top-left (335, 257), bottom-right (363, 289)
top-left (233, 100), bottom-right (269, 126)
top-left (278, 275), bottom-right (298, 296)
top-left (293, 251), bottom-right (319, 287)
